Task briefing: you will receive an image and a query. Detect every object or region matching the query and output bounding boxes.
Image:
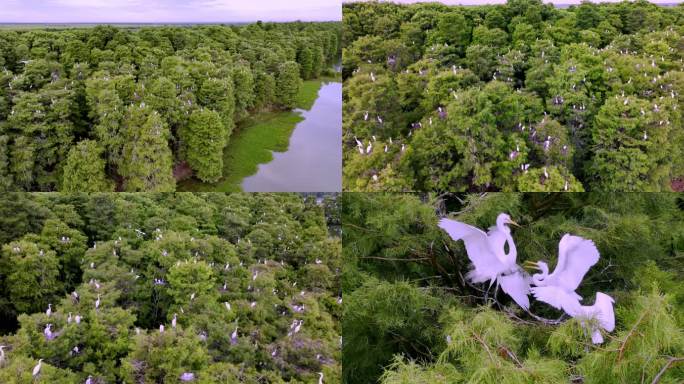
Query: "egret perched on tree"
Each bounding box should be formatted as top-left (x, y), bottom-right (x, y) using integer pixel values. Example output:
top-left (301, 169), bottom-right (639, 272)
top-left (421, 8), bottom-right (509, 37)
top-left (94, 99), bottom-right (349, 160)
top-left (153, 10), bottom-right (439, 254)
top-left (230, 326), bottom-right (238, 345)
top-left (525, 234), bottom-right (600, 310)
top-left (318, 372), bottom-right (324, 384)
top-left (0, 345), bottom-right (5, 366)
top-left (439, 213), bottom-right (531, 309)
top-left (172, 313), bottom-right (177, 329)
top-left (32, 359), bottom-right (43, 377)
top-left (95, 294), bottom-right (101, 310)
top-left (85, 375), bottom-right (93, 384)
top-left (46, 304), bottom-right (52, 317)
top-left (180, 372), bottom-right (195, 381)
top-left (524, 234), bottom-right (613, 342)
top-left (44, 324), bottom-right (52, 340)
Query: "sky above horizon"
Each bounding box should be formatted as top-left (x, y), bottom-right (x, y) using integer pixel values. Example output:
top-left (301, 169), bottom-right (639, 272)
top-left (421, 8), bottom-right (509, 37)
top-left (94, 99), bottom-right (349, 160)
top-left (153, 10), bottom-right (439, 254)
top-left (0, 0), bottom-right (342, 23)
top-left (355, 0), bottom-right (681, 4)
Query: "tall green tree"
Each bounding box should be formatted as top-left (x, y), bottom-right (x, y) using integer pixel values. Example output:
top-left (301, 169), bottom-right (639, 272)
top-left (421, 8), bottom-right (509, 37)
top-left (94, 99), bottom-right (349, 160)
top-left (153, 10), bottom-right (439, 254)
top-left (62, 140), bottom-right (113, 192)
top-left (120, 106), bottom-right (175, 192)
top-left (276, 61), bottom-right (302, 110)
top-left (183, 109), bottom-right (226, 183)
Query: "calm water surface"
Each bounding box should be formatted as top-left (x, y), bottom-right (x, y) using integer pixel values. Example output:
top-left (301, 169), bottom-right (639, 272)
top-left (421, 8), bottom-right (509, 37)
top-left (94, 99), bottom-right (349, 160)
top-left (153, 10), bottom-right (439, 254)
top-left (241, 81), bottom-right (342, 192)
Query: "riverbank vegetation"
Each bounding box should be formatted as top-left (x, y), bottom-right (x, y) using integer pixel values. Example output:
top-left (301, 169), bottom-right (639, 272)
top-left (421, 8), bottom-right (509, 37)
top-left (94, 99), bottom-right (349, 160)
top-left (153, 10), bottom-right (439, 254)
top-left (0, 22), bottom-right (341, 191)
top-left (0, 193), bottom-right (341, 383)
top-left (342, 0), bottom-right (684, 192)
top-left (178, 78), bottom-right (331, 192)
top-left (342, 192), bottom-right (684, 383)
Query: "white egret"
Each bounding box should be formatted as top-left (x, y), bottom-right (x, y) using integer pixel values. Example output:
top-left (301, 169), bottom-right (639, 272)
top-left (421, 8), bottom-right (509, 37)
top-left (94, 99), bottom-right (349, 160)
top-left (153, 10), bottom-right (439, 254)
top-left (439, 213), bottom-right (531, 309)
top-left (172, 313), bottom-right (177, 329)
top-left (85, 375), bottom-right (93, 384)
top-left (44, 324), bottom-right (52, 339)
top-left (180, 372), bottom-right (195, 381)
top-left (0, 345), bottom-right (5, 365)
top-left (225, 301), bottom-right (231, 311)
top-left (32, 359), bottom-right (43, 377)
top-left (95, 294), bottom-right (101, 310)
top-left (526, 234), bottom-right (599, 310)
top-left (318, 372), bottom-right (324, 384)
top-left (231, 326), bottom-right (238, 344)
top-left (527, 234), bottom-right (600, 330)
top-left (46, 304), bottom-right (52, 317)
top-left (75, 314), bottom-right (81, 324)
top-left (160, 324), bottom-right (165, 333)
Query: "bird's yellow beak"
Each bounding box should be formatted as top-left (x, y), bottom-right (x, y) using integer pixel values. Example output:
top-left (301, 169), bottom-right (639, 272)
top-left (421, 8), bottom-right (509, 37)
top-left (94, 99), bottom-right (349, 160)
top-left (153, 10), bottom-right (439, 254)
top-left (522, 260), bottom-right (538, 271)
top-left (507, 219), bottom-right (521, 227)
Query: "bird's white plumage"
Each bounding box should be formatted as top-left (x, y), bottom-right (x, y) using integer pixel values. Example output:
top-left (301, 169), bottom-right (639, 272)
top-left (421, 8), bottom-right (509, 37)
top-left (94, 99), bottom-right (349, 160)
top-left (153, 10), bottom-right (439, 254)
top-left (530, 234), bottom-right (599, 309)
top-left (550, 234), bottom-right (600, 292)
top-left (528, 233), bottom-right (614, 345)
top-left (439, 214), bottom-right (530, 309)
top-left (561, 292), bottom-right (615, 344)
top-left (499, 271), bottom-right (531, 309)
top-left (530, 286), bottom-right (580, 312)
top-left (438, 218), bottom-right (503, 284)
top-left (32, 359), bottom-right (43, 377)
top-left (589, 292), bottom-right (615, 332)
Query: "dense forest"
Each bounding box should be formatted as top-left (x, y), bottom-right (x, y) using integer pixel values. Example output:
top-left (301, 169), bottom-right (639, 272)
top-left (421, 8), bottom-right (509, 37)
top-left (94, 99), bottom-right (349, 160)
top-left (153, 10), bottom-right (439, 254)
top-left (0, 193), bottom-right (341, 383)
top-left (342, 192), bottom-right (684, 383)
top-left (342, 0), bottom-right (684, 192)
top-left (0, 22), bottom-right (341, 191)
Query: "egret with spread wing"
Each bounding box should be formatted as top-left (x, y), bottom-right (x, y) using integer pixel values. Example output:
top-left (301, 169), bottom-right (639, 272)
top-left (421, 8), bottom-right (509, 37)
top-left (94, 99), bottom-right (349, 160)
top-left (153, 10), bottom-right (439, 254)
top-left (439, 213), bottom-right (531, 309)
top-left (525, 234), bottom-right (614, 343)
top-left (525, 234), bottom-right (599, 311)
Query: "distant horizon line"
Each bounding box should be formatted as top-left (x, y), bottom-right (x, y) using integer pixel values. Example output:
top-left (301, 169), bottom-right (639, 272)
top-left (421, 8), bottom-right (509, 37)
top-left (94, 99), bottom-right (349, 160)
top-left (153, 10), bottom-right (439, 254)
top-left (0, 20), bottom-right (340, 24)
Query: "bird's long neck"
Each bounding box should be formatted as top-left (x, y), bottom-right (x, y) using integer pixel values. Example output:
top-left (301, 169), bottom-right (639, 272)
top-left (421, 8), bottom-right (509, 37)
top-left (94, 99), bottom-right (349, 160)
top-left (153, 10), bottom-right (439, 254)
top-left (503, 229), bottom-right (517, 263)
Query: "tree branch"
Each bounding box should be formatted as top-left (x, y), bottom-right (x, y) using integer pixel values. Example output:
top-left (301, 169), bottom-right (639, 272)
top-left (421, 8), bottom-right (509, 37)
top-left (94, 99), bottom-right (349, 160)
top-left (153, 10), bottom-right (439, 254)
top-left (617, 310), bottom-right (648, 362)
top-left (650, 356), bottom-right (684, 384)
top-left (360, 256), bottom-right (429, 262)
top-left (472, 332), bottom-right (499, 367)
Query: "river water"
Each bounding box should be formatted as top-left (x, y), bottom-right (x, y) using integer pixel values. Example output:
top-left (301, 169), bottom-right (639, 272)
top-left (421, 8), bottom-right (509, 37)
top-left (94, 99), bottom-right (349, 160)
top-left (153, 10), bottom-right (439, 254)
top-left (241, 81), bottom-right (342, 192)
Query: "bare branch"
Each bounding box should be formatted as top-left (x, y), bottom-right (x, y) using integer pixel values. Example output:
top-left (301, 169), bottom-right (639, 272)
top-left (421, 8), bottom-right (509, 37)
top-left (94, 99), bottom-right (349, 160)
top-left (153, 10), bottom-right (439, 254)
top-left (650, 356), bottom-right (684, 384)
top-left (617, 310), bottom-right (648, 362)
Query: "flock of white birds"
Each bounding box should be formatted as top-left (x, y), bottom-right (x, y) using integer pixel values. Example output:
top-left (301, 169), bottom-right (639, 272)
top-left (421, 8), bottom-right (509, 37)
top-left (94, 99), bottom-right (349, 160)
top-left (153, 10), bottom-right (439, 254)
top-left (439, 213), bottom-right (615, 344)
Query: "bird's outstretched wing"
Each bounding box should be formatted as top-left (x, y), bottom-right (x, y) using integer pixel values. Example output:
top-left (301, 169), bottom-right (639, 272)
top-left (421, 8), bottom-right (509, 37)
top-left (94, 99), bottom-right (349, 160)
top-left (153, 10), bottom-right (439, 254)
top-left (530, 285), bottom-right (581, 313)
top-left (552, 234), bottom-right (600, 292)
top-left (438, 218), bottom-right (503, 283)
top-left (593, 292), bottom-right (615, 332)
top-left (499, 269), bottom-right (531, 309)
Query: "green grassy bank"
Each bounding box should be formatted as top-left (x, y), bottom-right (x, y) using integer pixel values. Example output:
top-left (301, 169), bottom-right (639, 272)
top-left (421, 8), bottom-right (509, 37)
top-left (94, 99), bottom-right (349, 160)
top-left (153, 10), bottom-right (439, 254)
top-left (177, 79), bottom-right (325, 192)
